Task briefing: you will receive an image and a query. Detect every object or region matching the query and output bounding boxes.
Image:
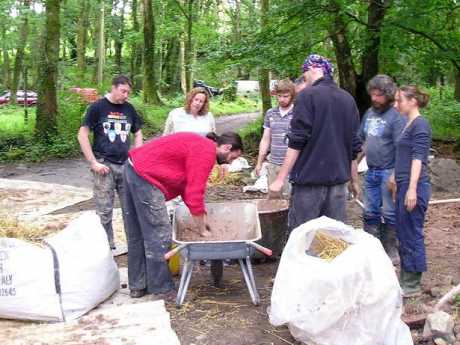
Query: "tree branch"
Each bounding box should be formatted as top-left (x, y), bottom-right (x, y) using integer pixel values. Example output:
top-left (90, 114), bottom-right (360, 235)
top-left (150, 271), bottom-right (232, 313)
top-left (172, 0), bottom-right (190, 20)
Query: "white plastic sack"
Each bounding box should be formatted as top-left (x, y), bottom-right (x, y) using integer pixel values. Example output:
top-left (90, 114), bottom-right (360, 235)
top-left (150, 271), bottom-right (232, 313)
top-left (0, 212), bottom-right (120, 322)
top-left (228, 157), bottom-right (251, 173)
top-left (243, 162), bottom-right (268, 193)
top-left (269, 216), bottom-right (413, 345)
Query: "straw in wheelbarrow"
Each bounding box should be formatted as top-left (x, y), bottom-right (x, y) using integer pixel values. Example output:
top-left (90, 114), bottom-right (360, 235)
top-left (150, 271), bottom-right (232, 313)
top-left (308, 230), bottom-right (349, 262)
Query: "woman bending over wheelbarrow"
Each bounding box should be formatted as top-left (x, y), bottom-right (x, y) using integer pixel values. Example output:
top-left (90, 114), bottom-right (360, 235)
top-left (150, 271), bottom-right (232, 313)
top-left (122, 131), bottom-right (243, 299)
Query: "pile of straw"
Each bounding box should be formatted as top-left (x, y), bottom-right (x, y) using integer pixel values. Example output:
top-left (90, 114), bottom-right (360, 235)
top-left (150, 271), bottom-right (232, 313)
top-left (0, 217), bottom-right (52, 242)
top-left (208, 165), bottom-right (244, 186)
top-left (309, 230), bottom-right (349, 261)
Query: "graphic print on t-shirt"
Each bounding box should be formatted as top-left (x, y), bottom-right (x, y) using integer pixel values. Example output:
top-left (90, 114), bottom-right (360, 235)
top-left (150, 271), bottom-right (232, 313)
top-left (102, 112), bottom-right (132, 143)
top-left (365, 117), bottom-right (387, 137)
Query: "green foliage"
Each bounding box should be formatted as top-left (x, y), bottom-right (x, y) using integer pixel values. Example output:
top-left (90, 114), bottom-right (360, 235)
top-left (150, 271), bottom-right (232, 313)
top-left (238, 116), bottom-right (263, 157)
top-left (424, 87), bottom-right (460, 141)
top-left (0, 94), bottom-right (260, 162)
top-left (455, 293), bottom-right (460, 307)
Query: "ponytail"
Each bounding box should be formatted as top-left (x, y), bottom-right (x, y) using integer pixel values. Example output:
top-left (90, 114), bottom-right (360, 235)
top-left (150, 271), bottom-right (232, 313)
top-left (206, 131), bottom-right (244, 152)
top-left (399, 85), bottom-right (430, 108)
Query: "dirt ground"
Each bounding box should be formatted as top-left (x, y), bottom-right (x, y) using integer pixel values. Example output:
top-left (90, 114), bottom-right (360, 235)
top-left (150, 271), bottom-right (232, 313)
top-left (1, 116), bottom-right (459, 344)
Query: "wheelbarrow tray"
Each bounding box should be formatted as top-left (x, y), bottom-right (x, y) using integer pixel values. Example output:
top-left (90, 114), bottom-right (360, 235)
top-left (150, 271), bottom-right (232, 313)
top-left (172, 201), bottom-right (261, 247)
top-left (171, 202), bottom-right (263, 306)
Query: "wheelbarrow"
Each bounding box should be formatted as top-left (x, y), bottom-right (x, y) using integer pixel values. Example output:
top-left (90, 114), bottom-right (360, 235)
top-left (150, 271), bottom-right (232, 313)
top-left (164, 202), bottom-right (272, 307)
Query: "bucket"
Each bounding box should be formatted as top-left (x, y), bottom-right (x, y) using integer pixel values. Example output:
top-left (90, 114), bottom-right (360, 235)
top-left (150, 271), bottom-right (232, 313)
top-left (254, 199), bottom-right (289, 259)
top-left (168, 244), bottom-right (181, 276)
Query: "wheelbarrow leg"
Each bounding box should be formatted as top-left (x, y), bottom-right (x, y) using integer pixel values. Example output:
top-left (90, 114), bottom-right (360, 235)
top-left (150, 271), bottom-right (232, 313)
top-left (176, 258), bottom-right (194, 307)
top-left (239, 257), bottom-right (260, 306)
top-left (210, 260), bottom-right (223, 287)
top-left (245, 256), bottom-right (260, 304)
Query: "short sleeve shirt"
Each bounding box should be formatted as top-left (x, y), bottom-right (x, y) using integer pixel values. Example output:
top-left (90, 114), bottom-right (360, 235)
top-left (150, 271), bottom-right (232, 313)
top-left (263, 106), bottom-right (293, 165)
top-left (82, 97), bottom-right (142, 164)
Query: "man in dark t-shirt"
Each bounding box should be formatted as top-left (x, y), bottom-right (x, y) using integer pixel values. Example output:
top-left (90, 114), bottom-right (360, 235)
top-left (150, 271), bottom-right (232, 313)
top-left (78, 75), bottom-right (143, 249)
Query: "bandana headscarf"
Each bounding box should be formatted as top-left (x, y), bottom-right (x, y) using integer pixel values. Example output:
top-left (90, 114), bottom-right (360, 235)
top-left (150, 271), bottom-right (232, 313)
top-left (302, 54), bottom-right (334, 77)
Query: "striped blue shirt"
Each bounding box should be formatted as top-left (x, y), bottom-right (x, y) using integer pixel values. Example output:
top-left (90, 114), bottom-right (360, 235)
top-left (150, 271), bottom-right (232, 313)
top-left (263, 106), bottom-right (293, 165)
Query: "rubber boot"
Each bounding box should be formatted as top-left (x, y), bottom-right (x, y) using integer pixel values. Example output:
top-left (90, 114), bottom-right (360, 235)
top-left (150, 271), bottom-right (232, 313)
top-left (400, 270), bottom-right (422, 298)
top-left (380, 224), bottom-right (400, 265)
top-left (102, 221), bottom-right (116, 249)
top-left (363, 223), bottom-right (380, 239)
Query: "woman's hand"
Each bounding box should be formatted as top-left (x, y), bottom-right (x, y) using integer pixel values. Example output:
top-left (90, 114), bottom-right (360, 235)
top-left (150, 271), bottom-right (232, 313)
top-left (405, 187), bottom-right (417, 212)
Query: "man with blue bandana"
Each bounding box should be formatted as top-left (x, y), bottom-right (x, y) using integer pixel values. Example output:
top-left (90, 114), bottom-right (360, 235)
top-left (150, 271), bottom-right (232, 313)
top-left (269, 54), bottom-right (361, 231)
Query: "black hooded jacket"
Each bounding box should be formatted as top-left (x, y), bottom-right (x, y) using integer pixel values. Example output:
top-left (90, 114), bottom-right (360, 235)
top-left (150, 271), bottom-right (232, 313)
top-left (287, 77), bottom-right (361, 186)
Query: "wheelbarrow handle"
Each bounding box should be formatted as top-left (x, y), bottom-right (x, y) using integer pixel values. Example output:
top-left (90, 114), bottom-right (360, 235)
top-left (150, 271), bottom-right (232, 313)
top-left (247, 242), bottom-right (272, 257)
top-left (164, 244), bottom-right (187, 260)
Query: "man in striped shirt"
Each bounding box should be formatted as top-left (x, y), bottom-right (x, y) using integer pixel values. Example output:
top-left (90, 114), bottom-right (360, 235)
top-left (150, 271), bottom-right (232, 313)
top-left (255, 80), bottom-right (295, 198)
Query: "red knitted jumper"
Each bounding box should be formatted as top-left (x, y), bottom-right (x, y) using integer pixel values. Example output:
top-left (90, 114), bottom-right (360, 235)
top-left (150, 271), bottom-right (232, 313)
top-left (128, 132), bottom-right (216, 215)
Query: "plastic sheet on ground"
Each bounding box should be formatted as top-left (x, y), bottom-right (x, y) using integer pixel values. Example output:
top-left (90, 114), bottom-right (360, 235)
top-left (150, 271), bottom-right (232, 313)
top-left (269, 216), bottom-right (413, 345)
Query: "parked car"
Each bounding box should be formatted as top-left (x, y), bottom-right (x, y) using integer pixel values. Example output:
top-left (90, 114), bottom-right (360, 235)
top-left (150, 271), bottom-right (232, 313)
top-left (193, 80), bottom-right (222, 97)
top-left (0, 90), bottom-right (38, 106)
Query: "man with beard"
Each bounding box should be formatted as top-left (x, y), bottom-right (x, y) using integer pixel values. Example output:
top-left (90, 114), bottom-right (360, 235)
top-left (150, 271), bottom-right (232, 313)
top-left (122, 131), bottom-right (243, 299)
top-left (357, 74), bottom-right (405, 263)
top-left (255, 79), bottom-right (296, 199)
top-left (269, 54), bottom-right (361, 228)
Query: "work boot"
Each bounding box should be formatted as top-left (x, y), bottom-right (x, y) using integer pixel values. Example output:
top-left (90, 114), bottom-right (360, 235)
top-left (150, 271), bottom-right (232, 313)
top-left (400, 270), bottom-right (422, 298)
top-left (102, 221), bottom-right (116, 249)
top-left (363, 223), bottom-right (380, 239)
top-left (380, 224), bottom-right (400, 265)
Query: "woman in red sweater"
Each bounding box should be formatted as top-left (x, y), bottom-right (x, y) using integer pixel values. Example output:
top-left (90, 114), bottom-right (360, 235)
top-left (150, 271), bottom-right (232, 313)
top-left (123, 131), bottom-right (243, 298)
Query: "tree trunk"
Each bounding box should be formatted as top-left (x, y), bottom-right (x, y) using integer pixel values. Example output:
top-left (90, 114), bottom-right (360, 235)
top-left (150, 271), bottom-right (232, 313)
top-left (114, 0), bottom-right (126, 74)
top-left (329, 1), bottom-right (357, 98)
top-left (68, 36), bottom-right (77, 61)
top-left (35, 0), bottom-right (61, 141)
top-left (184, 0), bottom-right (194, 93)
top-left (1, 22), bottom-right (11, 89)
top-left (11, 0), bottom-right (30, 104)
top-left (76, 0), bottom-right (88, 82)
top-left (454, 67), bottom-right (460, 102)
top-left (356, 0), bottom-right (390, 114)
top-left (163, 37), bottom-right (181, 94)
top-left (142, 0), bottom-right (162, 104)
top-left (96, 0), bottom-right (105, 86)
top-left (258, 0), bottom-right (271, 116)
top-left (130, 0), bottom-right (142, 78)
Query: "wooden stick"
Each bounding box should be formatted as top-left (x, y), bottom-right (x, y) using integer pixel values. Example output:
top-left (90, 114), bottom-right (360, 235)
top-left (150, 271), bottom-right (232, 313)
top-left (429, 198), bottom-right (460, 205)
top-left (434, 283), bottom-right (460, 311)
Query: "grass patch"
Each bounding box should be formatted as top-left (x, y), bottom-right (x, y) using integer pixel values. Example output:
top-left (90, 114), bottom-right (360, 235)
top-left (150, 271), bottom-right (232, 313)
top-left (0, 93), bottom-right (261, 162)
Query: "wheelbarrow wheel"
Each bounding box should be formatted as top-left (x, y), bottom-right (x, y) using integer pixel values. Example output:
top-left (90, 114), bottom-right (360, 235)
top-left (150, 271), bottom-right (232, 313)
top-left (210, 260), bottom-right (223, 287)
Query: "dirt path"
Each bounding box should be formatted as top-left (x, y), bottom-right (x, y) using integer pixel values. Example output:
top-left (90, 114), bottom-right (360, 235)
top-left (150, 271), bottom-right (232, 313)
top-left (0, 112), bottom-right (260, 188)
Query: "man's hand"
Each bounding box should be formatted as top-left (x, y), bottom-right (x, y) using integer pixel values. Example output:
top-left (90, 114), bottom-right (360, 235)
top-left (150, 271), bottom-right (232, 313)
top-left (348, 180), bottom-right (360, 200)
top-left (386, 174), bottom-right (397, 203)
top-left (255, 163), bottom-right (263, 177)
top-left (405, 187), bottom-right (417, 212)
top-left (269, 179), bottom-right (284, 194)
top-left (91, 160), bottom-right (110, 175)
top-left (192, 215), bottom-right (212, 237)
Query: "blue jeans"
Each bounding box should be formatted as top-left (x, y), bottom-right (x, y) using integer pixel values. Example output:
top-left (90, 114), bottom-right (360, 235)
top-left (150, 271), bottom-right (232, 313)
top-left (396, 181), bottom-right (431, 272)
top-left (363, 168), bottom-right (396, 226)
